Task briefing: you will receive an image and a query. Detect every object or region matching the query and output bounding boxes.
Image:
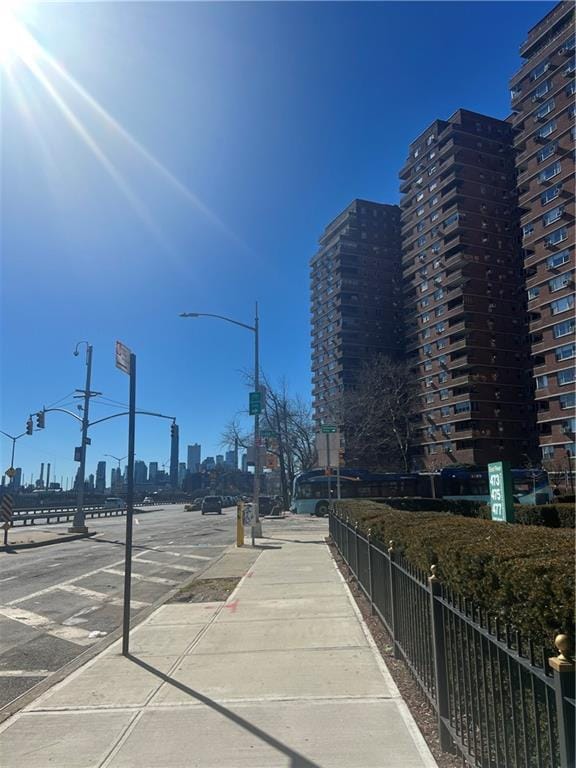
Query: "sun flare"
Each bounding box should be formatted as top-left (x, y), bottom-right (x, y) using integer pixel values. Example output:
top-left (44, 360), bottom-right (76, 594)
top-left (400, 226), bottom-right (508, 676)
top-left (0, 0), bottom-right (38, 67)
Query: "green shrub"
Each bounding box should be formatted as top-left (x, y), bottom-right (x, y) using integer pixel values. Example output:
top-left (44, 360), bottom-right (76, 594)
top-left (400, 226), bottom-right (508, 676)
top-left (378, 496), bottom-right (484, 516)
top-left (556, 494), bottom-right (575, 504)
top-left (334, 500), bottom-right (574, 648)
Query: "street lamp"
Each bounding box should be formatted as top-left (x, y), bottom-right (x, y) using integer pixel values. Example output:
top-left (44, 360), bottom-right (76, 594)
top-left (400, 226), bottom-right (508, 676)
top-left (70, 341), bottom-right (93, 533)
top-left (104, 454), bottom-right (127, 492)
top-left (0, 430), bottom-right (28, 487)
top-left (180, 303), bottom-right (262, 538)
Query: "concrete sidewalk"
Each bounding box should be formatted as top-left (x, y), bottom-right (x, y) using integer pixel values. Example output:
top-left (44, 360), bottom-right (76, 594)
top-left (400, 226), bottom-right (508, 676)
top-left (0, 517), bottom-right (437, 768)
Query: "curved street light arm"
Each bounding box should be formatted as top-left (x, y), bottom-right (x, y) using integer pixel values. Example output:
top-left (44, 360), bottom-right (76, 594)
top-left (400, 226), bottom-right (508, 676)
top-left (180, 312), bottom-right (255, 333)
top-left (0, 430), bottom-right (27, 441)
top-left (88, 410), bottom-right (176, 428)
top-left (43, 407), bottom-right (83, 423)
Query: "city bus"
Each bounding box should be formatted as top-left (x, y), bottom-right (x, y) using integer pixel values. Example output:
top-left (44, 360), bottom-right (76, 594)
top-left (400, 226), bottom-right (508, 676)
top-left (291, 469), bottom-right (433, 516)
top-left (440, 467), bottom-right (552, 505)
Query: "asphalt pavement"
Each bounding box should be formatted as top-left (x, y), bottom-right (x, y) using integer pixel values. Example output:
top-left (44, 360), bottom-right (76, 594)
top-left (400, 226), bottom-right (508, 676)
top-left (0, 504), bottom-right (236, 709)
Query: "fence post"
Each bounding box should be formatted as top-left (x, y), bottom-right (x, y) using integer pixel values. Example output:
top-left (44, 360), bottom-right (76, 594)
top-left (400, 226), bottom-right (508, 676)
top-left (428, 564), bottom-right (453, 753)
top-left (354, 521), bottom-right (360, 578)
top-left (367, 528), bottom-right (374, 614)
top-left (387, 541), bottom-right (401, 660)
top-left (549, 634), bottom-right (575, 768)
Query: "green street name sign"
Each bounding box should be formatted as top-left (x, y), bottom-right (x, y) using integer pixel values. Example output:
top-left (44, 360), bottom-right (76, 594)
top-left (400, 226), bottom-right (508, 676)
top-left (321, 425), bottom-right (337, 433)
top-left (260, 429), bottom-right (276, 438)
top-left (488, 461), bottom-right (515, 523)
top-left (249, 391), bottom-right (262, 415)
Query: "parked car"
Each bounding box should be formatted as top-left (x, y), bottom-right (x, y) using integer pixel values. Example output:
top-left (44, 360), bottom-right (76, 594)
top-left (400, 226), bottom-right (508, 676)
top-left (258, 496), bottom-right (274, 517)
top-left (201, 496), bottom-right (223, 515)
top-left (104, 497), bottom-right (124, 509)
top-left (141, 497), bottom-right (154, 505)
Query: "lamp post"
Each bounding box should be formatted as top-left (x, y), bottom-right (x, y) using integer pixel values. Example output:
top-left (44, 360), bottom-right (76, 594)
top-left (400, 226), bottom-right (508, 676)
top-left (180, 303), bottom-right (262, 538)
top-left (0, 430), bottom-right (28, 486)
top-left (70, 342), bottom-right (93, 533)
top-left (104, 454), bottom-right (127, 492)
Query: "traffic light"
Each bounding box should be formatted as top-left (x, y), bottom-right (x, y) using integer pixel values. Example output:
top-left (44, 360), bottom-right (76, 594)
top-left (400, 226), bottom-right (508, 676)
top-left (26, 417), bottom-right (33, 435)
top-left (36, 410), bottom-right (45, 429)
top-left (170, 423), bottom-right (178, 439)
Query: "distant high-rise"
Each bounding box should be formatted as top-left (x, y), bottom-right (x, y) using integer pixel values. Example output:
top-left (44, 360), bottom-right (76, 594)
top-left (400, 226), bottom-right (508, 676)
top-left (134, 461), bottom-right (148, 484)
top-left (310, 199), bottom-right (403, 428)
top-left (178, 462), bottom-right (186, 485)
top-left (241, 453), bottom-right (248, 473)
top-left (225, 450), bottom-right (237, 469)
top-left (187, 444), bottom-right (201, 473)
top-left (216, 454), bottom-right (224, 466)
top-left (149, 462), bottom-right (158, 483)
top-left (202, 456), bottom-right (216, 471)
top-left (12, 468), bottom-right (22, 489)
top-left (87, 474), bottom-right (95, 490)
top-left (95, 461), bottom-right (106, 493)
top-left (510, 1), bottom-right (575, 472)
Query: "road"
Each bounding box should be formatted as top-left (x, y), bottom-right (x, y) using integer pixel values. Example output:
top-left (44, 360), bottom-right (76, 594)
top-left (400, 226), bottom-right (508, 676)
top-left (0, 503), bottom-right (236, 709)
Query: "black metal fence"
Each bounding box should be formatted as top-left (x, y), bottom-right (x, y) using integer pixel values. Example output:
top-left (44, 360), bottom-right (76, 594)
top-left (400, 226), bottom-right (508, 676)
top-left (329, 512), bottom-right (575, 768)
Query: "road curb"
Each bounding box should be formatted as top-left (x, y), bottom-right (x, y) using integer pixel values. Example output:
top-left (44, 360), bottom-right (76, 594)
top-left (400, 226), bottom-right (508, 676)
top-left (1, 531), bottom-right (97, 552)
top-left (0, 540), bottom-right (251, 724)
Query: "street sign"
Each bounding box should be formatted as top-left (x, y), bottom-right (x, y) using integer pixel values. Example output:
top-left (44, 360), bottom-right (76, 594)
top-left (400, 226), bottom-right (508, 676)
top-left (260, 429), bottom-right (276, 438)
top-left (5, 468), bottom-right (15, 478)
top-left (115, 341), bottom-right (132, 375)
top-left (249, 391), bottom-right (262, 415)
top-left (74, 446), bottom-right (82, 462)
top-left (316, 431), bottom-right (340, 469)
top-left (321, 425), bottom-right (337, 433)
top-left (488, 461), bottom-right (515, 523)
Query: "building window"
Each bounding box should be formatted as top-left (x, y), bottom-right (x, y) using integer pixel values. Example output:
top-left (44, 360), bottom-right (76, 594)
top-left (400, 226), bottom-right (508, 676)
top-left (566, 81), bottom-right (576, 97)
top-left (429, 181), bottom-right (437, 192)
top-left (549, 273), bottom-right (571, 292)
top-left (553, 318), bottom-right (575, 338)
top-left (440, 389), bottom-right (449, 400)
top-left (560, 393), bottom-right (576, 410)
top-left (534, 98), bottom-right (555, 119)
top-left (537, 142), bottom-right (557, 162)
top-left (535, 374), bottom-right (549, 390)
top-left (417, 207), bottom-right (425, 217)
top-left (539, 161), bottom-right (561, 182)
top-left (545, 228), bottom-right (567, 247)
top-left (522, 223), bottom-right (535, 237)
top-left (435, 305), bottom-right (445, 317)
top-left (454, 401), bottom-right (471, 414)
top-left (444, 213), bottom-right (459, 229)
top-left (417, 235), bottom-right (427, 246)
top-left (435, 322), bottom-right (445, 333)
top-left (437, 339), bottom-right (448, 350)
top-left (542, 445), bottom-right (555, 459)
top-left (558, 369), bottom-right (576, 386)
top-left (547, 249), bottom-right (570, 269)
top-left (528, 286), bottom-right (540, 300)
top-left (416, 192), bottom-right (424, 202)
top-left (537, 120), bottom-right (557, 139)
top-left (543, 206), bottom-right (564, 226)
top-left (541, 184), bottom-right (561, 205)
top-left (556, 343), bottom-right (576, 361)
top-left (422, 312), bottom-right (430, 323)
top-left (438, 371), bottom-right (449, 383)
top-left (530, 60), bottom-right (550, 80)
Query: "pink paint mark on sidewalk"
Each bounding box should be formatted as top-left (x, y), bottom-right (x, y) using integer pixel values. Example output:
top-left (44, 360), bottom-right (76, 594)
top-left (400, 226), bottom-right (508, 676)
top-left (225, 599), bottom-right (240, 613)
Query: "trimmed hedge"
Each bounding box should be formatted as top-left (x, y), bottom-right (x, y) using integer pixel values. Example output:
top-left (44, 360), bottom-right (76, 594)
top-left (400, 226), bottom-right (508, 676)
top-left (380, 496), bottom-right (575, 528)
top-left (334, 500), bottom-right (575, 648)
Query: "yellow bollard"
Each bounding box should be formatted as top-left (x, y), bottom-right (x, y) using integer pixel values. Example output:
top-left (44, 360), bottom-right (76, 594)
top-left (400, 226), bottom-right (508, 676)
top-left (236, 502), bottom-right (244, 547)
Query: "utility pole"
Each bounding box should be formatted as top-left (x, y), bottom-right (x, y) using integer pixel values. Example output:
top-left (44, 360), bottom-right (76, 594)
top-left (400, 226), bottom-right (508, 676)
top-left (252, 301), bottom-right (262, 538)
top-left (70, 342), bottom-right (97, 533)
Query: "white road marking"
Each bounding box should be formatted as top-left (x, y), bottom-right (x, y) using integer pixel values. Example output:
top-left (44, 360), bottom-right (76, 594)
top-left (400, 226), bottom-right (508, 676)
top-left (103, 569), bottom-right (178, 586)
top-left (57, 584), bottom-right (150, 609)
top-left (0, 670), bottom-right (51, 677)
top-left (151, 548), bottom-right (211, 561)
top-left (0, 606), bottom-right (93, 645)
top-left (0, 576), bottom-right (17, 584)
top-left (133, 558), bottom-right (197, 573)
top-left (5, 555), bottom-right (130, 606)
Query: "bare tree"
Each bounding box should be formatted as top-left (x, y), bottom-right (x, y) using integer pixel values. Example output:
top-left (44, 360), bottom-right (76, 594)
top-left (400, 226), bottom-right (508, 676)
top-left (221, 375), bottom-right (316, 509)
top-left (343, 355), bottom-right (418, 472)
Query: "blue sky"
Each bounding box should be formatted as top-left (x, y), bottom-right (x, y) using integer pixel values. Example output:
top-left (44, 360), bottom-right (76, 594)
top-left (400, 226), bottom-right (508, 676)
top-left (1, 1), bottom-right (552, 486)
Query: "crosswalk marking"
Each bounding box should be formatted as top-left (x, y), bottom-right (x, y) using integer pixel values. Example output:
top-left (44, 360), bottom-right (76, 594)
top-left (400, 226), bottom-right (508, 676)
top-left (57, 584), bottom-right (150, 609)
top-left (0, 606), bottom-right (94, 645)
top-left (0, 670), bottom-right (50, 677)
top-left (103, 569), bottom-right (178, 586)
top-left (133, 558), bottom-right (197, 573)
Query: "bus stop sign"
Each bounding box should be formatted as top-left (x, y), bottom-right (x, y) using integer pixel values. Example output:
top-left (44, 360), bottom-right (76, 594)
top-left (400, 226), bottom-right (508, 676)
top-left (488, 461), bottom-right (515, 523)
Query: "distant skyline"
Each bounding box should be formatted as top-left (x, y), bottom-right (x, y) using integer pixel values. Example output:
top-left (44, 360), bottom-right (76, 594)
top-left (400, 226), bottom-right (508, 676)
top-left (1, 1), bottom-right (552, 481)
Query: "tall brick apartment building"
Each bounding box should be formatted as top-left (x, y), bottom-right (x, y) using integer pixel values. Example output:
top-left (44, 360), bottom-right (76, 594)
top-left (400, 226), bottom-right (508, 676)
top-left (310, 200), bottom-right (402, 428)
top-left (510, 1), bottom-right (575, 474)
top-left (399, 110), bottom-right (537, 470)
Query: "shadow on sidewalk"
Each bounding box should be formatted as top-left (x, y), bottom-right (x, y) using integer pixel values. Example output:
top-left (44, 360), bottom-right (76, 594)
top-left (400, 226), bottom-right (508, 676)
top-left (127, 654), bottom-right (321, 768)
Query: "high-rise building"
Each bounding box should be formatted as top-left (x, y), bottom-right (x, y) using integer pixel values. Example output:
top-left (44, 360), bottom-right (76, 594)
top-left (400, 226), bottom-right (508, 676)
top-left (216, 454), bottom-right (224, 466)
top-left (178, 462), bottom-right (186, 485)
top-left (225, 450), bottom-right (237, 469)
top-left (400, 109), bottom-right (537, 469)
top-left (241, 453), bottom-right (248, 473)
top-left (95, 461), bottom-right (106, 493)
top-left (12, 468), bottom-right (22, 490)
top-left (149, 462), bottom-right (158, 484)
top-left (187, 444), bottom-right (201, 473)
top-left (202, 456), bottom-right (216, 471)
top-left (510, 1), bottom-right (575, 473)
top-left (134, 460), bottom-right (147, 484)
top-left (310, 199), bottom-right (402, 428)
top-left (87, 474), bottom-right (95, 490)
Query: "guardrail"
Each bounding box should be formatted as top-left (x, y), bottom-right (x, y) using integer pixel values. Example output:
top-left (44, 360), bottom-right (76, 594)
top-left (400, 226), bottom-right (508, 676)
top-left (329, 512), bottom-right (575, 768)
top-left (12, 506), bottom-right (128, 526)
